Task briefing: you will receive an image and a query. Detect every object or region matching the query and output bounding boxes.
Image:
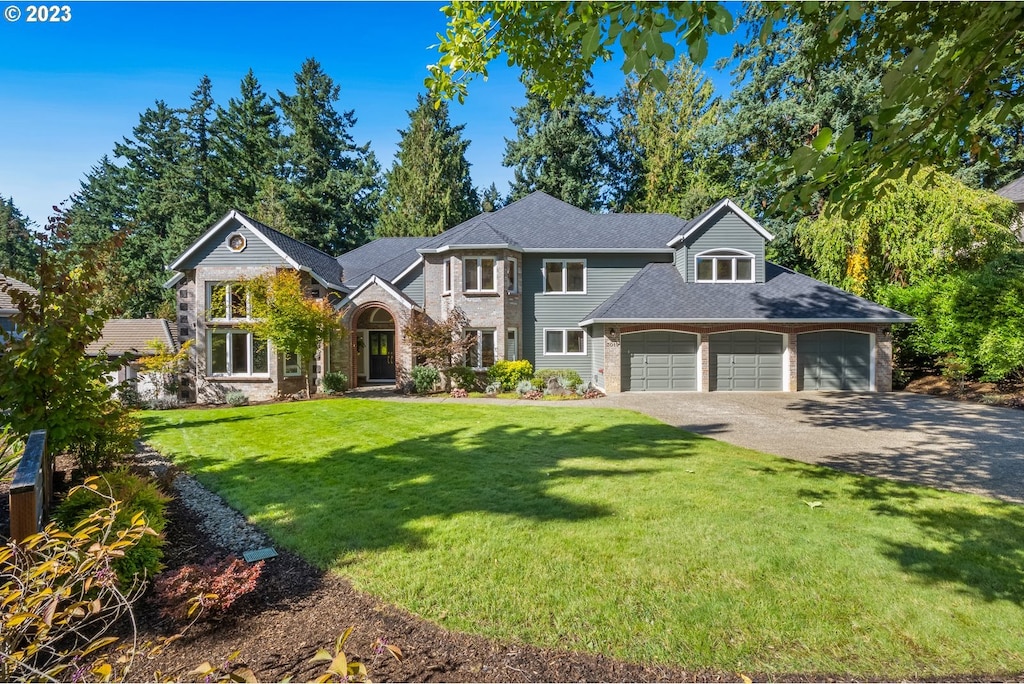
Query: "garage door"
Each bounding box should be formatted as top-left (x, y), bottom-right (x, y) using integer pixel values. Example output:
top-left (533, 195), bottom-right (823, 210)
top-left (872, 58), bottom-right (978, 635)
top-left (710, 331), bottom-right (784, 391)
top-left (798, 331), bottom-right (871, 390)
top-left (622, 331), bottom-right (698, 391)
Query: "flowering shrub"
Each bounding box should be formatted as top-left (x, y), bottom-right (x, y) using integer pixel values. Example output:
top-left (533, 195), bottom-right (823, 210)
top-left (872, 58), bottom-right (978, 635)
top-left (450, 388), bottom-right (469, 398)
top-left (520, 390), bottom-right (543, 400)
top-left (152, 556), bottom-right (264, 624)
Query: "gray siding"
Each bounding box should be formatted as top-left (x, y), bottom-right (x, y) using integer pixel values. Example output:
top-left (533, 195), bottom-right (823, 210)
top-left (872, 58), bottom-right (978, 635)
top-left (523, 253), bottom-right (670, 376)
top-left (395, 266), bottom-right (424, 307)
top-left (180, 223), bottom-right (290, 270)
top-left (590, 323), bottom-right (604, 388)
top-left (673, 246), bottom-right (687, 277)
top-left (684, 211), bottom-right (766, 283)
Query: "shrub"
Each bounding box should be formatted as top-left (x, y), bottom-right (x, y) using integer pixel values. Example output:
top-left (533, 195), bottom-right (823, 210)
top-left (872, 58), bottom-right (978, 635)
top-left (530, 377), bottom-right (545, 390)
top-left (516, 379), bottom-right (534, 396)
top-left (225, 390), bottom-right (249, 406)
top-left (447, 364), bottom-right (481, 391)
top-left (535, 368), bottom-right (584, 387)
top-left (152, 556), bottom-right (264, 624)
top-left (1, 478), bottom-right (150, 682)
top-left (487, 359), bottom-right (534, 390)
top-left (54, 470), bottom-right (169, 586)
top-left (322, 371), bottom-right (348, 394)
top-left (66, 401), bottom-right (141, 474)
top-left (484, 382), bottom-right (501, 396)
top-left (411, 365), bottom-right (440, 394)
top-left (574, 383), bottom-right (589, 395)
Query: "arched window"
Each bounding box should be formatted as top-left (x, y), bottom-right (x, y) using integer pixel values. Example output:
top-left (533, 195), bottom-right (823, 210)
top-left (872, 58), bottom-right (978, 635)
top-left (695, 249), bottom-right (755, 283)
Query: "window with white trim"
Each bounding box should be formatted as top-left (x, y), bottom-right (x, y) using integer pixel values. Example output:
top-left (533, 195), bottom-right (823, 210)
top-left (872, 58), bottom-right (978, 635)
top-left (543, 260), bottom-right (586, 293)
top-left (443, 257), bottom-right (452, 294)
top-left (206, 282), bottom-right (251, 320)
top-left (506, 328), bottom-right (518, 361)
top-left (544, 328), bottom-right (586, 355)
top-left (695, 250), bottom-right (754, 283)
top-left (506, 257), bottom-right (518, 294)
top-left (463, 257), bottom-right (496, 293)
top-left (208, 330), bottom-right (268, 376)
top-left (283, 351), bottom-right (302, 376)
top-left (465, 329), bottom-right (496, 368)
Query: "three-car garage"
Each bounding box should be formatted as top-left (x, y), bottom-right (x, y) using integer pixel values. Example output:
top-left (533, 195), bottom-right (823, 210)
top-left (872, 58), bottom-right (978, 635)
top-left (619, 329), bottom-right (875, 392)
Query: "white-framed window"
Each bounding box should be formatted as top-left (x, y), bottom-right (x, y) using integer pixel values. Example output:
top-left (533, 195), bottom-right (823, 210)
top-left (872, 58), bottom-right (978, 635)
top-left (207, 330), bottom-right (268, 376)
top-left (506, 256), bottom-right (519, 294)
top-left (506, 328), bottom-right (518, 361)
top-left (463, 257), bottom-right (497, 293)
top-left (543, 259), bottom-right (586, 294)
top-left (283, 351), bottom-right (302, 376)
top-left (465, 329), bottom-right (496, 368)
top-left (206, 282), bottom-right (251, 320)
top-left (544, 328), bottom-right (586, 355)
top-left (695, 250), bottom-right (755, 283)
top-left (443, 257), bottom-right (453, 294)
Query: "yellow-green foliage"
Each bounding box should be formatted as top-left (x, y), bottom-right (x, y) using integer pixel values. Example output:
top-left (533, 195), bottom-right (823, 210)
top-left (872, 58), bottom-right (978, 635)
top-left (1, 478), bottom-right (154, 682)
top-left (486, 359), bottom-right (534, 390)
top-left (798, 169), bottom-right (1018, 298)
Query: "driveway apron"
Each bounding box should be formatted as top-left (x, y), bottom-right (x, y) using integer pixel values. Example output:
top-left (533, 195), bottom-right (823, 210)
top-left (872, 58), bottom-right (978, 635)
top-left (598, 391), bottom-right (1024, 504)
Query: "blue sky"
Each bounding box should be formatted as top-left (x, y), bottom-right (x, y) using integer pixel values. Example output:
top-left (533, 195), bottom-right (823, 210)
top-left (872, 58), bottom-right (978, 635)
top-left (0, 1), bottom-right (740, 226)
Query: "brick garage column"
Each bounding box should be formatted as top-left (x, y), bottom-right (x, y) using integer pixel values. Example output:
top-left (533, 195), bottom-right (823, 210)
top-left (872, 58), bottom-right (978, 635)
top-left (699, 332), bottom-right (710, 392)
top-left (875, 327), bottom-right (893, 392)
top-left (604, 331), bottom-right (622, 393)
top-left (787, 333), bottom-right (799, 392)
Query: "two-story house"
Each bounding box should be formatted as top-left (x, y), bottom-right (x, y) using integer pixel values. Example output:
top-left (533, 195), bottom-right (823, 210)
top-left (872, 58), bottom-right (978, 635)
top-left (166, 192), bottom-right (911, 402)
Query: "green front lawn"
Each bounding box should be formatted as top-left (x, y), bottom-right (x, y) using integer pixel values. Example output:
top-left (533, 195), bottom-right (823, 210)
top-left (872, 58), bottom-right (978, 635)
top-left (142, 399), bottom-right (1024, 678)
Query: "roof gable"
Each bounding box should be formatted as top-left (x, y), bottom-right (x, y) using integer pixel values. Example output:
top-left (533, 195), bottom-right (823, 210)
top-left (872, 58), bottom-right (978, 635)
top-left (668, 199), bottom-right (774, 247)
top-left (168, 211), bottom-right (346, 291)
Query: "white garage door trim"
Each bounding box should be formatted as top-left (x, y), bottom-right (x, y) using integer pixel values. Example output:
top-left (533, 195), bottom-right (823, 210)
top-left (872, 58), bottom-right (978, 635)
top-left (621, 329), bottom-right (699, 392)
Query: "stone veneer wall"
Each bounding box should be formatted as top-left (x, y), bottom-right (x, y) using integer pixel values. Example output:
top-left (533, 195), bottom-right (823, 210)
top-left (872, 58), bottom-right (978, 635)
top-left (342, 280), bottom-right (416, 388)
top-left (601, 322), bottom-right (892, 394)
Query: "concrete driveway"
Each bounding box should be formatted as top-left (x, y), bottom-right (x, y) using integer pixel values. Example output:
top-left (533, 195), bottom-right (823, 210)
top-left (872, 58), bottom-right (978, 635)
top-left (597, 391), bottom-right (1024, 504)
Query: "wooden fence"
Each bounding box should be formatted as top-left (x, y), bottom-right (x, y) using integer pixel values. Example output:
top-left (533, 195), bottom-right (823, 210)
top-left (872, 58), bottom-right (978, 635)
top-left (9, 430), bottom-right (52, 542)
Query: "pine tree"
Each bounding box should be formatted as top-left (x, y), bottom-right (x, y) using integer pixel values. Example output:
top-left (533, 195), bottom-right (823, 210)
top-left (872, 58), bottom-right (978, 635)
top-left (0, 195), bottom-right (39, 278)
top-left (480, 183), bottom-right (504, 212)
top-left (376, 94), bottom-right (478, 237)
top-left (184, 75), bottom-right (219, 224)
top-left (615, 60), bottom-right (729, 219)
top-left (212, 69), bottom-right (283, 214)
top-left (503, 80), bottom-right (615, 211)
top-left (278, 58), bottom-right (381, 254)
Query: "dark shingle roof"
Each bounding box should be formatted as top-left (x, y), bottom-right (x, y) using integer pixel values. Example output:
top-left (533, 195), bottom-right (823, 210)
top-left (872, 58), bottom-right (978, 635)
top-left (418, 192), bottom-right (686, 251)
top-left (996, 176), bottom-right (1024, 203)
top-left (336, 237), bottom-right (433, 288)
top-left (234, 212), bottom-right (346, 291)
top-left (0, 274), bottom-right (36, 311)
top-left (584, 262), bottom-right (914, 324)
top-left (85, 319), bottom-right (178, 357)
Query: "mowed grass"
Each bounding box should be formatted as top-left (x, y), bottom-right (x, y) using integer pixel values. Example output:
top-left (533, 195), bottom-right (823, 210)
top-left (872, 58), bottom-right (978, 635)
top-left (142, 399), bottom-right (1024, 678)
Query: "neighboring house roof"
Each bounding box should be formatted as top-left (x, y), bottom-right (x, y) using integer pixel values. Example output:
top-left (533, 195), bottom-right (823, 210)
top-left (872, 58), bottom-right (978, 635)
top-left (996, 176), bottom-right (1024, 203)
top-left (337, 237), bottom-right (433, 288)
top-left (85, 318), bottom-right (178, 357)
top-left (0, 274), bottom-right (37, 312)
top-left (168, 210), bottom-right (347, 292)
top-left (581, 262), bottom-right (915, 325)
top-left (417, 191), bottom-right (687, 252)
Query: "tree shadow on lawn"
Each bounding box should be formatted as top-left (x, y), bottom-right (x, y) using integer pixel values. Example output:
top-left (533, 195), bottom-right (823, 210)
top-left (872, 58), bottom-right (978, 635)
top-left (140, 409), bottom-right (300, 438)
top-left (168, 419), bottom-right (700, 570)
top-left (762, 459), bottom-right (1024, 606)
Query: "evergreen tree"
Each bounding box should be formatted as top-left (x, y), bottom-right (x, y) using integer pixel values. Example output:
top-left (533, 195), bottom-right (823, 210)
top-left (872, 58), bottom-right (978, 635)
top-left (184, 75), bottom-right (218, 223)
top-left (278, 58), bottom-right (381, 254)
top-left (212, 69), bottom-right (283, 213)
top-left (615, 59), bottom-right (729, 219)
top-left (480, 183), bottom-right (504, 212)
top-left (0, 195), bottom-right (39, 278)
top-left (503, 80), bottom-right (614, 211)
top-left (376, 94), bottom-right (478, 237)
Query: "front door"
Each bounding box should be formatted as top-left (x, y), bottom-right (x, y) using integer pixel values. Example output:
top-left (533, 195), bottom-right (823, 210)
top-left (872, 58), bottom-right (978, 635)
top-left (368, 331), bottom-right (396, 381)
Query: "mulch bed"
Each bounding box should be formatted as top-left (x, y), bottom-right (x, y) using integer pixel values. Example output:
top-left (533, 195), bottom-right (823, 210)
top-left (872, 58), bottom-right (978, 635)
top-left (903, 373), bottom-right (1024, 410)
top-left (130, 489), bottom-right (736, 683)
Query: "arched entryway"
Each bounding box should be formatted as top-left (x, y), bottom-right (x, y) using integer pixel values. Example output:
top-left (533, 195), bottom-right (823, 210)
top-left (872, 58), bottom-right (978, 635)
top-left (354, 306), bottom-right (397, 384)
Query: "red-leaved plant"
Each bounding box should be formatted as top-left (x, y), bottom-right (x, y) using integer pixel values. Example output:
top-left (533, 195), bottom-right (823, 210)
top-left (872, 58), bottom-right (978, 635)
top-left (152, 556), bottom-right (264, 623)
